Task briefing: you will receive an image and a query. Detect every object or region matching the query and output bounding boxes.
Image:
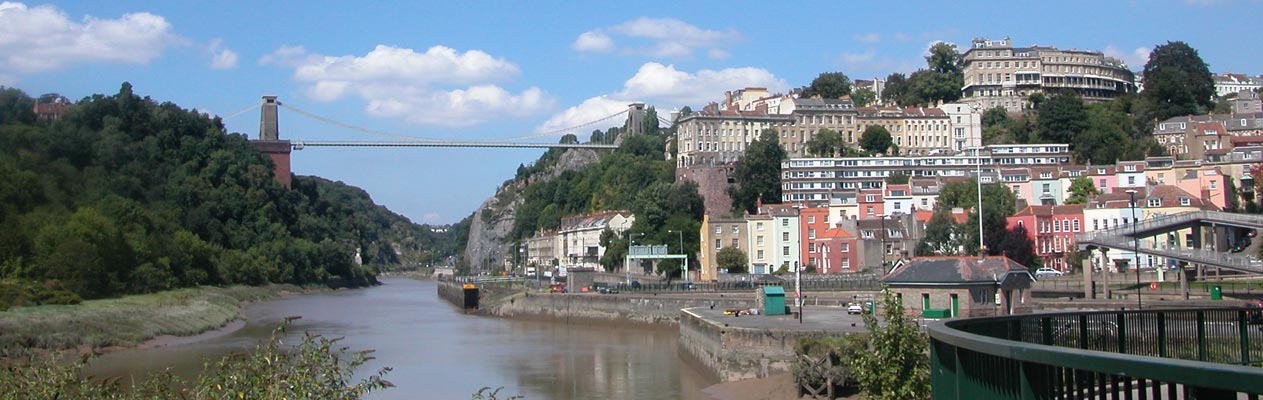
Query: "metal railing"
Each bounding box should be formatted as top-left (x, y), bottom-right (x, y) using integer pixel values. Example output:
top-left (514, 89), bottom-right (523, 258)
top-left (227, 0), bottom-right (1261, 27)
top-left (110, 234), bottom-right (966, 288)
top-left (929, 308), bottom-right (1263, 399)
top-left (1076, 210), bottom-right (1263, 274)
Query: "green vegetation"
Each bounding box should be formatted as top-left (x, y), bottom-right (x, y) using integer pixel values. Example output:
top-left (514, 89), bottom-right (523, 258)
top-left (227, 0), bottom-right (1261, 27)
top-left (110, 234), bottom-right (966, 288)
top-left (1139, 41), bottom-right (1215, 128)
top-left (915, 178), bottom-right (1037, 266)
top-left (859, 125), bottom-right (895, 155)
top-left (0, 84), bottom-right (458, 305)
top-left (730, 129), bottom-right (787, 215)
top-left (805, 128), bottom-right (863, 158)
top-left (0, 319), bottom-right (392, 399)
top-left (0, 284), bottom-right (292, 350)
top-left (792, 335), bottom-right (867, 398)
top-left (882, 42), bottom-right (964, 107)
top-left (850, 291), bottom-right (930, 400)
top-left (801, 72), bottom-right (853, 99)
top-left (507, 124), bottom-right (703, 278)
top-left (716, 247), bottom-right (748, 274)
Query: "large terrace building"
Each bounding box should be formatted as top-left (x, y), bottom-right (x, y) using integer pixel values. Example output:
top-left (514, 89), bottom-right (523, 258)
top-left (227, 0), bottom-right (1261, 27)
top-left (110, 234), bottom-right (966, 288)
top-left (961, 37), bottom-right (1135, 112)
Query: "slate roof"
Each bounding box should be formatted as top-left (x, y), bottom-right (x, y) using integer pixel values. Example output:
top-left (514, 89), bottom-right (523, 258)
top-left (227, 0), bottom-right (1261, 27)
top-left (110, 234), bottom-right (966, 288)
top-left (882, 256), bottom-right (1032, 285)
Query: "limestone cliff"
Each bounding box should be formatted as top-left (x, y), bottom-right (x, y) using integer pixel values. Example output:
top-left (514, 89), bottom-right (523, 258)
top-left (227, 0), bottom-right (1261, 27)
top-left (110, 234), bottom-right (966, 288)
top-left (463, 148), bottom-right (601, 273)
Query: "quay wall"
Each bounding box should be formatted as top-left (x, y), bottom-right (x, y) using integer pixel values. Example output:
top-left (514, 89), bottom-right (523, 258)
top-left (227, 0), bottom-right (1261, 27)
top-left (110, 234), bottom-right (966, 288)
top-left (678, 308), bottom-right (849, 382)
top-left (486, 292), bottom-right (757, 326)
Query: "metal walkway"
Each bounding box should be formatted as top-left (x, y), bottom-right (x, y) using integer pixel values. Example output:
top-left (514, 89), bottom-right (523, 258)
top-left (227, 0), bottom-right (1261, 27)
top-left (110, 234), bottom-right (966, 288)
top-left (291, 140), bottom-right (618, 150)
top-left (1076, 210), bottom-right (1263, 274)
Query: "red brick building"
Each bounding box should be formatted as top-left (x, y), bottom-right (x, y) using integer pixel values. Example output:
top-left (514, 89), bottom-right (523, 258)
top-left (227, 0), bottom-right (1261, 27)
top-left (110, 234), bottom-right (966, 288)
top-left (816, 224), bottom-right (859, 273)
top-left (1005, 204), bottom-right (1085, 272)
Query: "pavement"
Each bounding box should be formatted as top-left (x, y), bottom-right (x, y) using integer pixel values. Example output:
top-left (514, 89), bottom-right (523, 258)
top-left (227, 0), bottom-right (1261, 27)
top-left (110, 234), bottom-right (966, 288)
top-left (686, 305), bottom-right (874, 334)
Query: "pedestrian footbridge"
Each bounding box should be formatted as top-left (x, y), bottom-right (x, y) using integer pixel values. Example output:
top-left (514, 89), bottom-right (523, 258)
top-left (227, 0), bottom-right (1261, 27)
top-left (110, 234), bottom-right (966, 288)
top-left (1076, 211), bottom-right (1263, 274)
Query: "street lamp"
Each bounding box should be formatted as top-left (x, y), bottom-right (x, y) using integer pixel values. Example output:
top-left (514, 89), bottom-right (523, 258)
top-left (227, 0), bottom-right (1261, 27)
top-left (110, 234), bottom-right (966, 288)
top-left (668, 229), bottom-right (685, 282)
top-left (627, 232), bottom-right (645, 285)
top-left (1127, 189), bottom-right (1142, 309)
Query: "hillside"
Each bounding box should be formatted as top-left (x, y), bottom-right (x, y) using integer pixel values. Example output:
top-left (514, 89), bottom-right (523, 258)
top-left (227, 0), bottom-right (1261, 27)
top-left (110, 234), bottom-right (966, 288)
top-left (0, 84), bottom-right (457, 307)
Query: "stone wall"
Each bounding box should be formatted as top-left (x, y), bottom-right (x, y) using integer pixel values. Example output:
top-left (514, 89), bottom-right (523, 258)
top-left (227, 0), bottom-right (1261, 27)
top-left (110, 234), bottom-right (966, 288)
top-left (678, 308), bottom-right (848, 382)
top-left (677, 164), bottom-right (733, 216)
top-left (485, 292), bottom-right (755, 326)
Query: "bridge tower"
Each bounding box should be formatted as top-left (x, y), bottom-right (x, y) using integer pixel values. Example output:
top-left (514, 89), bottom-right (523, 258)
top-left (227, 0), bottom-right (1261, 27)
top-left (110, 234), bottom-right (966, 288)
top-left (625, 103), bottom-right (647, 136)
top-left (251, 95), bottom-right (293, 189)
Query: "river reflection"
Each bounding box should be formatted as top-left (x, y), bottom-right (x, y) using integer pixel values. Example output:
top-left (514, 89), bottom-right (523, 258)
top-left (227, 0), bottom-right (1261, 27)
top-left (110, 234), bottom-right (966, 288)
top-left (87, 277), bottom-right (716, 399)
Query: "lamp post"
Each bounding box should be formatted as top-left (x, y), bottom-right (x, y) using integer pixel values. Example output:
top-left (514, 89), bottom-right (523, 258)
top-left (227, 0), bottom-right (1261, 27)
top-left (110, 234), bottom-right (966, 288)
top-left (879, 215), bottom-right (888, 273)
top-left (627, 232), bottom-right (645, 286)
top-left (668, 229), bottom-right (686, 282)
top-left (1127, 189), bottom-right (1142, 309)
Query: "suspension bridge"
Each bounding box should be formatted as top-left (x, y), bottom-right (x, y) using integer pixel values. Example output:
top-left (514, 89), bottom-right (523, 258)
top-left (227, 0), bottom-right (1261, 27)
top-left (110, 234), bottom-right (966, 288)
top-left (221, 96), bottom-right (676, 150)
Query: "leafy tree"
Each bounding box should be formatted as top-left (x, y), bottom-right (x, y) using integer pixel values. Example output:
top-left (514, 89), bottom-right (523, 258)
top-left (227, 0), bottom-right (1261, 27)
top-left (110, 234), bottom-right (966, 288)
top-left (1027, 92), bottom-right (1047, 110)
top-left (716, 246), bottom-right (748, 273)
top-left (999, 223), bottom-right (1039, 268)
top-left (801, 72), bottom-right (852, 99)
top-left (729, 129), bottom-right (787, 214)
top-left (850, 290), bottom-right (930, 400)
top-left (886, 172), bottom-right (909, 185)
top-left (926, 42), bottom-right (963, 74)
top-left (859, 126), bottom-right (894, 155)
top-left (1065, 176), bottom-right (1098, 205)
top-left (1139, 41), bottom-right (1215, 124)
top-left (805, 128), bottom-right (861, 158)
top-left (1037, 91), bottom-right (1089, 145)
top-left (642, 106), bottom-right (661, 135)
top-left (882, 73), bottom-right (909, 105)
top-left (916, 208), bottom-right (961, 256)
top-left (0, 87), bottom-right (37, 125)
top-left (852, 88), bottom-right (877, 107)
top-left (981, 107), bottom-right (1009, 130)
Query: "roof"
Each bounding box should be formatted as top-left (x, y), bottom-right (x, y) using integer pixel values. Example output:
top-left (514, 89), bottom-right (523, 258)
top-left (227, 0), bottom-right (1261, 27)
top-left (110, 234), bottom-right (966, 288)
top-left (882, 256), bottom-right (1033, 285)
top-left (559, 210), bottom-right (633, 231)
top-left (1011, 204), bottom-right (1086, 218)
top-left (762, 286), bottom-right (785, 295)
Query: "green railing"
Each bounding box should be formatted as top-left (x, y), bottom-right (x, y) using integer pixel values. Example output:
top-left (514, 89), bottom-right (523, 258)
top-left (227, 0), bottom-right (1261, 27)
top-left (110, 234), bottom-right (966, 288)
top-left (928, 308), bottom-right (1263, 399)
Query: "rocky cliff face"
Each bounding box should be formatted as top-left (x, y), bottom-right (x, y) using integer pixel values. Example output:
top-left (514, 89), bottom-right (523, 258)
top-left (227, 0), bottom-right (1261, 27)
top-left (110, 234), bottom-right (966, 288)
top-left (463, 148), bottom-right (601, 273)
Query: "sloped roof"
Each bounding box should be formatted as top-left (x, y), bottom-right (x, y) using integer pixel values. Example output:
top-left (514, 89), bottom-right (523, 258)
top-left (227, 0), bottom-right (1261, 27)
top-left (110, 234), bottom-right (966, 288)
top-left (559, 210), bottom-right (633, 231)
top-left (1011, 204), bottom-right (1086, 218)
top-left (882, 256), bottom-right (1032, 285)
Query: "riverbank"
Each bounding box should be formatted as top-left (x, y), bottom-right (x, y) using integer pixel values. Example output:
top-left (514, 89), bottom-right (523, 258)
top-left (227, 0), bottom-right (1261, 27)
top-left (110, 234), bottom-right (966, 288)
top-left (0, 284), bottom-right (304, 353)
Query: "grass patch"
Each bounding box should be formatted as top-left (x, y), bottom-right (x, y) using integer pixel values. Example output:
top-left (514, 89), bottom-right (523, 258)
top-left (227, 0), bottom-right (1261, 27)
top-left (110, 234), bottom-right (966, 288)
top-left (0, 285), bottom-right (299, 351)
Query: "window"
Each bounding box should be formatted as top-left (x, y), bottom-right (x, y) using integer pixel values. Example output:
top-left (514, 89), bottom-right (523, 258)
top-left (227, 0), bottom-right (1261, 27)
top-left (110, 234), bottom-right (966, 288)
top-left (808, 243), bottom-right (816, 252)
top-left (715, 239), bottom-right (722, 249)
top-left (842, 258), bottom-right (850, 269)
top-left (808, 216), bottom-right (815, 224)
top-left (866, 206), bottom-right (875, 215)
top-left (782, 232), bottom-right (790, 242)
top-left (1053, 220), bottom-right (1061, 232)
top-left (731, 225), bottom-right (739, 233)
top-left (731, 238), bottom-right (738, 247)
top-left (808, 229), bottom-right (816, 239)
top-left (1128, 176), bottom-right (1136, 185)
top-left (757, 236), bottom-right (764, 245)
top-left (1180, 197), bottom-right (1191, 206)
top-left (1093, 219), bottom-right (1099, 230)
top-left (840, 243), bottom-right (850, 252)
top-left (714, 226), bottom-right (721, 234)
top-left (1042, 183), bottom-right (1051, 193)
top-left (1210, 181), bottom-right (1218, 189)
top-left (1072, 220), bottom-right (1080, 232)
top-left (1148, 198), bottom-right (1161, 207)
top-left (783, 246), bottom-right (790, 256)
top-left (1062, 220), bottom-right (1070, 232)
top-left (757, 250), bottom-right (764, 260)
top-left (865, 194), bottom-right (876, 202)
top-left (757, 222), bottom-right (764, 231)
top-left (782, 219), bottom-right (788, 227)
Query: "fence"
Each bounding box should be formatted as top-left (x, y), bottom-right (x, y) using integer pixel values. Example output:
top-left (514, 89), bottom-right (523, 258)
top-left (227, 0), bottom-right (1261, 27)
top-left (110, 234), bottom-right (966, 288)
top-left (929, 308), bottom-right (1263, 399)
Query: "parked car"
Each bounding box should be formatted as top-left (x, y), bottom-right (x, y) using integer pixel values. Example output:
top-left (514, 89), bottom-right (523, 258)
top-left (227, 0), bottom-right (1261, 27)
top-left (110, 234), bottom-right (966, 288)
top-left (1034, 267), bottom-right (1064, 277)
top-left (549, 283), bottom-right (567, 293)
top-left (847, 304), bottom-right (865, 315)
top-left (1246, 300), bottom-right (1263, 324)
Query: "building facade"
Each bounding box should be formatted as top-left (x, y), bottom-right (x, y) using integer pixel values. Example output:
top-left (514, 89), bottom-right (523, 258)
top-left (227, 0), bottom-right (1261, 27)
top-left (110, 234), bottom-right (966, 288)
top-left (961, 37), bottom-right (1135, 112)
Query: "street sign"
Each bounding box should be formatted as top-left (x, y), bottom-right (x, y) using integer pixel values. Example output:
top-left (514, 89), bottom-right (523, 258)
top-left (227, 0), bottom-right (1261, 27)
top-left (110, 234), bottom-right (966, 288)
top-left (1149, 282), bottom-right (1158, 291)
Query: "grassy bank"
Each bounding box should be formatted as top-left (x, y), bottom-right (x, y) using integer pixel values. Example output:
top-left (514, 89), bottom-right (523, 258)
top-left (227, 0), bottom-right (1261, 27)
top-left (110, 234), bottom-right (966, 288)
top-left (0, 284), bottom-right (300, 351)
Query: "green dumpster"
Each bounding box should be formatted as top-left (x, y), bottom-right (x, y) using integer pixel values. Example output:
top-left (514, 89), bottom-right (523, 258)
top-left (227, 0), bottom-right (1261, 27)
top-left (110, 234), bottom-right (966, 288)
top-left (1211, 285), bottom-right (1222, 300)
top-left (762, 286), bottom-right (786, 315)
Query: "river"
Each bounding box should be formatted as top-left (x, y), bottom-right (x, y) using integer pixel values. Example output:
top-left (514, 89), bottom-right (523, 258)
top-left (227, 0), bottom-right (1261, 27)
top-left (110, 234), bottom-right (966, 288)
top-left (87, 277), bottom-right (718, 399)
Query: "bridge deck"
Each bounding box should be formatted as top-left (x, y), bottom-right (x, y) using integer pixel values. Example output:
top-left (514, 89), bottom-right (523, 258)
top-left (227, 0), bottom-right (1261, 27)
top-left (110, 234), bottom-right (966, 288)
top-left (1076, 211), bottom-right (1263, 274)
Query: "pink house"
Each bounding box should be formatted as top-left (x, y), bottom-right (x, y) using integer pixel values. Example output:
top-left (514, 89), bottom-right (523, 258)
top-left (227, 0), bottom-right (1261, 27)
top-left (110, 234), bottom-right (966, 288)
top-left (1175, 166), bottom-right (1228, 210)
top-left (1088, 165), bottom-right (1118, 194)
top-left (1006, 204), bottom-right (1086, 272)
top-left (800, 206), bottom-right (831, 271)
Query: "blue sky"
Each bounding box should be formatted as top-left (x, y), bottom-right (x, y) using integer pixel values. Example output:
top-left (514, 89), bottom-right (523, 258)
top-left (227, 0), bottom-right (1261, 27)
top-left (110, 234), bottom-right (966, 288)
top-left (3, 1), bottom-right (1260, 224)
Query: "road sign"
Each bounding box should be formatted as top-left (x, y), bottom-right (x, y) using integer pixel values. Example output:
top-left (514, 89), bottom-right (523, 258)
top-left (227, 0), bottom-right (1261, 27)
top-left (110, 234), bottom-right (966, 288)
top-left (1149, 282), bottom-right (1158, 291)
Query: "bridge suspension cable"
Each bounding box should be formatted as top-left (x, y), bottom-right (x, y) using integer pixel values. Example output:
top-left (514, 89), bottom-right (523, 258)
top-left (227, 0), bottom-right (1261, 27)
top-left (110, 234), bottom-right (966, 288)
top-left (278, 102), bottom-right (446, 142)
top-left (485, 109), bottom-right (630, 143)
top-left (218, 100), bottom-right (264, 122)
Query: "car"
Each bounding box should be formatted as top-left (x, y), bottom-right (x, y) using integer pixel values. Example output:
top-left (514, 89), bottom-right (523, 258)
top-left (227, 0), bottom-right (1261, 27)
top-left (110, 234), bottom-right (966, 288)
top-left (1034, 267), bottom-right (1064, 277)
top-left (549, 283), bottom-right (567, 293)
top-left (847, 304), bottom-right (864, 315)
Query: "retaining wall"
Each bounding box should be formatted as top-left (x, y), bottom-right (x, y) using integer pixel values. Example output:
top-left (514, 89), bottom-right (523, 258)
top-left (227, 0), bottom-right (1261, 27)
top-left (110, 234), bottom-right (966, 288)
top-left (678, 308), bottom-right (853, 382)
top-left (486, 292), bottom-right (756, 326)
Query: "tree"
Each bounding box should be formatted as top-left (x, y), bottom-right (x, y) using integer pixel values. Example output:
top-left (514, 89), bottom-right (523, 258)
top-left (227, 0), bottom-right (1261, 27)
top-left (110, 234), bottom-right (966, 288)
top-left (805, 128), bottom-right (860, 158)
top-left (981, 107), bottom-right (1009, 130)
top-left (859, 126), bottom-right (893, 155)
top-left (1037, 91), bottom-right (1089, 145)
top-left (729, 129), bottom-right (787, 214)
top-left (852, 88), bottom-right (877, 107)
top-left (882, 73), bottom-right (909, 105)
top-left (1140, 41), bottom-right (1214, 124)
top-left (1065, 176), bottom-right (1098, 204)
top-left (886, 172), bottom-right (909, 185)
top-left (916, 208), bottom-right (961, 256)
top-left (801, 72), bottom-right (852, 99)
top-left (925, 42), bottom-right (963, 74)
top-left (999, 224), bottom-right (1039, 268)
top-left (716, 247), bottom-right (748, 273)
top-left (850, 290), bottom-right (930, 400)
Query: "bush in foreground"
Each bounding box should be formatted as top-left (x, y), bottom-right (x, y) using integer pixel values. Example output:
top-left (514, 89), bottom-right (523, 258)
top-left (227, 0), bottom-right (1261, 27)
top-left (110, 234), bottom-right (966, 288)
top-left (0, 317), bottom-right (393, 400)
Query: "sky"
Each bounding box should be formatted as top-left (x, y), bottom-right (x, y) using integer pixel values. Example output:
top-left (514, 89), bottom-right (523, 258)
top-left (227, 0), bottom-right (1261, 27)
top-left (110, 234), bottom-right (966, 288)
top-left (2, 0), bottom-right (1261, 225)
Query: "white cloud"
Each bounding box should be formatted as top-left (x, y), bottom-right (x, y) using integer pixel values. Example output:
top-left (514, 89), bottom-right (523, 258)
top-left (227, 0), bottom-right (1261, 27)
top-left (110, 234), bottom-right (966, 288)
top-left (207, 39), bottom-right (238, 69)
top-left (0, 2), bottom-right (178, 76)
top-left (894, 32), bottom-right (912, 42)
top-left (1104, 45), bottom-right (1151, 70)
top-left (853, 33), bottom-right (882, 43)
top-left (572, 31), bottom-right (613, 52)
top-left (536, 62), bottom-right (787, 133)
top-left (265, 44), bottom-right (553, 127)
top-left (572, 17), bottom-right (739, 59)
top-left (535, 96), bottom-right (630, 133)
